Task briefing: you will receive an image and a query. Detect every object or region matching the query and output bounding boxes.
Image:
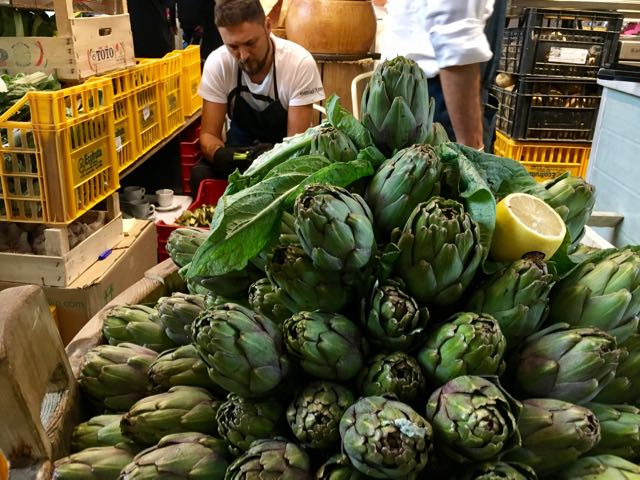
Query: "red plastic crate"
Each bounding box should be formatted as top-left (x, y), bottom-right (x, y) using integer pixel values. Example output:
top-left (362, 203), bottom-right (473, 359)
top-left (181, 152), bottom-right (202, 195)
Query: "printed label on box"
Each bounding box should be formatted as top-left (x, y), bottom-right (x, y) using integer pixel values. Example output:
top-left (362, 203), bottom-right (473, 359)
top-left (143, 106), bottom-right (151, 121)
top-left (73, 141), bottom-right (107, 184)
top-left (548, 47), bottom-right (589, 65)
top-left (115, 135), bottom-right (123, 152)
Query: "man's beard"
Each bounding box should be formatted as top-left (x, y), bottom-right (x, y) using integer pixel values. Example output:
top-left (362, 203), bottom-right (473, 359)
top-left (239, 39), bottom-right (272, 76)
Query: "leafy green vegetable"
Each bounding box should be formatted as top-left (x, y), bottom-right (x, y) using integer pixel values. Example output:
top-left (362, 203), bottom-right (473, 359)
top-left (0, 71), bottom-right (61, 119)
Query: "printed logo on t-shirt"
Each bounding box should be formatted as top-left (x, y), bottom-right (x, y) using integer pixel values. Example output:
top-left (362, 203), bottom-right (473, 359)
top-left (299, 87), bottom-right (324, 97)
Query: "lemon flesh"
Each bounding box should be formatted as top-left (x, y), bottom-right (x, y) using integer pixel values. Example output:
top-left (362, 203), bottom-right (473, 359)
top-left (490, 193), bottom-right (567, 262)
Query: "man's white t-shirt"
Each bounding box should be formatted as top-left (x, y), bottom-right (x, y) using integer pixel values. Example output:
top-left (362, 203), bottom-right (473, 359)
top-left (199, 34), bottom-right (325, 112)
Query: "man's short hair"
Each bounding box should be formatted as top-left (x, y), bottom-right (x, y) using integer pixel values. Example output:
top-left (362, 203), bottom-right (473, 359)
top-left (215, 0), bottom-right (266, 28)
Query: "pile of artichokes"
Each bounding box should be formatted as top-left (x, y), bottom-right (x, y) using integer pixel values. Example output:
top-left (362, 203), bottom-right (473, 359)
top-left (53, 56), bottom-right (640, 480)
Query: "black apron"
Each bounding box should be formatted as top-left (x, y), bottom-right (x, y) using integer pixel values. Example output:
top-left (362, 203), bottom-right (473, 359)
top-left (226, 48), bottom-right (288, 146)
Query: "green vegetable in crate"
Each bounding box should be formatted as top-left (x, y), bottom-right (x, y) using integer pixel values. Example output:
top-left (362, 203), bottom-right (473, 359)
top-left (118, 432), bottom-right (230, 480)
top-left (586, 403), bottom-right (640, 459)
top-left (293, 183), bottom-right (375, 272)
top-left (266, 244), bottom-right (351, 313)
top-left (216, 393), bottom-right (286, 456)
top-left (190, 262), bottom-right (263, 298)
top-left (71, 414), bottom-right (130, 452)
top-left (361, 280), bottom-right (429, 352)
top-left (0, 8), bottom-right (33, 37)
top-left (417, 312), bottom-right (506, 386)
top-left (120, 386), bottom-right (222, 446)
top-left (466, 256), bottom-right (555, 349)
top-left (548, 247), bottom-right (640, 343)
top-left (248, 278), bottom-right (293, 324)
top-left (102, 305), bottom-right (176, 353)
top-left (513, 324), bottom-right (622, 404)
top-left (283, 311), bottom-right (367, 381)
top-left (225, 438), bottom-right (313, 479)
top-left (549, 454), bottom-right (640, 479)
top-left (340, 395), bottom-right (432, 479)
top-left (365, 144), bottom-right (442, 239)
top-left (460, 462), bottom-right (538, 480)
top-left (166, 227), bottom-right (208, 267)
top-left (31, 11), bottom-right (56, 37)
top-left (153, 292), bottom-right (206, 345)
top-left (360, 56), bottom-right (434, 155)
top-left (357, 351), bottom-right (426, 404)
top-left (426, 375), bottom-right (522, 463)
top-left (310, 125), bottom-right (359, 163)
top-left (53, 445), bottom-right (135, 480)
top-left (79, 343), bottom-right (157, 412)
top-left (594, 334), bottom-right (640, 404)
top-left (287, 381), bottom-right (355, 450)
top-left (175, 204), bottom-right (217, 227)
top-left (191, 303), bottom-right (290, 397)
top-left (147, 345), bottom-right (221, 393)
top-left (503, 399), bottom-right (601, 474)
top-left (392, 197), bottom-right (482, 306)
top-left (543, 174), bottom-right (596, 245)
top-left (0, 71), bottom-right (60, 119)
top-left (316, 454), bottom-right (370, 480)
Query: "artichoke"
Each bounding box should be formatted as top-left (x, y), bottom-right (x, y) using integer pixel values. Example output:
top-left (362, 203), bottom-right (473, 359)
top-left (513, 324), bottom-right (622, 404)
top-left (71, 414), bottom-right (129, 452)
top-left (310, 125), bottom-right (359, 162)
top-left (293, 183), bottom-right (375, 272)
top-left (153, 292), bottom-right (206, 345)
top-left (120, 386), bottom-right (222, 446)
top-left (340, 395), bottom-right (432, 479)
top-left (549, 454), bottom-right (640, 479)
top-left (225, 438), bottom-right (312, 479)
top-left (467, 256), bottom-right (555, 348)
top-left (543, 174), bottom-right (596, 245)
top-left (283, 311), bottom-right (367, 381)
top-left (216, 393), bottom-right (286, 456)
top-left (357, 351), bottom-right (425, 404)
top-left (79, 343), bottom-right (157, 412)
top-left (147, 345), bottom-right (221, 393)
top-left (365, 144), bottom-right (442, 238)
top-left (248, 278), bottom-right (293, 324)
top-left (287, 381), bottom-right (355, 450)
top-left (548, 247), bottom-right (640, 343)
top-left (166, 227), bottom-right (208, 267)
top-left (393, 197), bottom-right (482, 306)
top-left (418, 312), bottom-right (506, 387)
top-left (189, 263), bottom-right (263, 298)
top-left (595, 334), bottom-right (640, 404)
top-left (118, 432), bottom-right (230, 480)
top-left (503, 399), bottom-right (601, 473)
top-left (360, 280), bottom-right (429, 351)
top-left (191, 303), bottom-right (290, 397)
top-left (460, 462), bottom-right (538, 480)
top-left (53, 445), bottom-right (135, 480)
top-left (426, 375), bottom-right (522, 463)
top-left (267, 244), bottom-right (351, 313)
top-left (316, 454), bottom-right (370, 480)
top-left (102, 305), bottom-right (176, 353)
top-left (587, 403), bottom-right (640, 459)
top-left (360, 56), bottom-right (434, 156)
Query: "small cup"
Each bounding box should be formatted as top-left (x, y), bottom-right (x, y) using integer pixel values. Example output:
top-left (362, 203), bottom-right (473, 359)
top-left (129, 199), bottom-right (155, 219)
top-left (123, 186), bottom-right (145, 202)
top-left (156, 188), bottom-right (174, 207)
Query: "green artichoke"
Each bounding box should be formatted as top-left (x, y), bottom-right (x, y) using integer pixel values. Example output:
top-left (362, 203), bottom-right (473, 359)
top-left (357, 351), bottom-right (425, 404)
top-left (549, 455), bottom-right (640, 479)
top-left (543, 174), bottom-right (596, 245)
top-left (266, 244), bottom-right (351, 313)
top-left (147, 345), bottom-right (221, 393)
top-left (360, 280), bottom-right (429, 351)
top-left (393, 197), bottom-right (482, 306)
top-left (166, 227), bottom-right (208, 267)
top-left (293, 183), bottom-right (375, 272)
top-left (189, 263), bottom-right (263, 298)
top-left (287, 381), bottom-right (355, 450)
top-left (310, 125), bottom-right (358, 163)
top-left (460, 462), bottom-right (538, 480)
top-left (102, 305), bottom-right (176, 353)
top-left (548, 248), bottom-right (640, 343)
top-left (53, 445), bottom-right (135, 480)
top-left (225, 438), bottom-right (312, 479)
top-left (153, 292), bottom-right (206, 345)
top-left (587, 403), bottom-right (640, 459)
top-left (248, 278), bottom-right (293, 324)
top-left (120, 386), bottom-right (222, 446)
top-left (204, 291), bottom-right (245, 309)
top-left (118, 432), bottom-right (230, 480)
top-left (513, 324), bottom-right (622, 404)
top-left (191, 303), bottom-right (290, 397)
top-left (316, 454), bottom-right (370, 480)
top-left (418, 312), bottom-right (506, 386)
top-left (79, 343), bottom-right (157, 412)
top-left (283, 311), bottom-right (367, 381)
top-left (340, 395), bottom-right (432, 479)
top-left (503, 399), bottom-right (601, 473)
top-left (71, 414), bottom-right (129, 452)
top-left (365, 144), bottom-right (442, 239)
top-left (426, 375), bottom-right (522, 463)
top-left (595, 334), bottom-right (640, 404)
top-left (360, 56), bottom-right (434, 156)
top-left (467, 256), bottom-right (555, 348)
top-left (216, 393), bottom-right (286, 456)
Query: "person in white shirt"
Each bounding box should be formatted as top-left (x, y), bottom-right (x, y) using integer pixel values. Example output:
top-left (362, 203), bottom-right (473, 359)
top-left (381, 0), bottom-right (496, 150)
top-left (193, 0), bottom-right (325, 190)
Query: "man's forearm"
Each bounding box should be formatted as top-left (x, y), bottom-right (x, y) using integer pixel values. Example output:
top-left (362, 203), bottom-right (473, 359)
top-left (439, 63), bottom-right (484, 149)
top-left (200, 131), bottom-right (225, 162)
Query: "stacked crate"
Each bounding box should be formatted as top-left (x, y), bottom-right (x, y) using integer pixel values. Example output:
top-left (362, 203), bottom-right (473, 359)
top-left (493, 8), bottom-right (622, 181)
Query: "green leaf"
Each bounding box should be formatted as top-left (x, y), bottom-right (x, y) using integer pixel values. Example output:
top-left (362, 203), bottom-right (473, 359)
top-left (263, 154), bottom-right (332, 180)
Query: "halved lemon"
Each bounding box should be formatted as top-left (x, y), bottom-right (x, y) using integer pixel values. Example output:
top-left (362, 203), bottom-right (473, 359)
top-left (490, 193), bottom-right (566, 262)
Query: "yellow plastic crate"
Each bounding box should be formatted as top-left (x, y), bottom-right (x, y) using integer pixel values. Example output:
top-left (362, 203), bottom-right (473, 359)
top-left (494, 131), bottom-right (591, 182)
top-left (131, 59), bottom-right (163, 155)
top-left (180, 45), bottom-right (203, 117)
top-left (0, 79), bottom-right (119, 224)
top-left (158, 51), bottom-right (184, 137)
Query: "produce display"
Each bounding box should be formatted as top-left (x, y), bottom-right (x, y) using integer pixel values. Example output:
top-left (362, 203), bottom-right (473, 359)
top-left (53, 56), bottom-right (640, 479)
top-left (175, 205), bottom-right (217, 227)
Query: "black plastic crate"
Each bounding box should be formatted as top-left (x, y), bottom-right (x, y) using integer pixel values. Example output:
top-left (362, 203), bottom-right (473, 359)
top-left (499, 8), bottom-right (623, 78)
top-left (493, 78), bottom-right (602, 141)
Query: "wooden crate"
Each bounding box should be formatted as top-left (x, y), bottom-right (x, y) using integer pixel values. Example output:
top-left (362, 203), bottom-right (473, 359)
top-left (0, 0), bottom-right (135, 82)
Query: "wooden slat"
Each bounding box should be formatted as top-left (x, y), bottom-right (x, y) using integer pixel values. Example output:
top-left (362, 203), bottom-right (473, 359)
top-left (587, 211), bottom-right (625, 228)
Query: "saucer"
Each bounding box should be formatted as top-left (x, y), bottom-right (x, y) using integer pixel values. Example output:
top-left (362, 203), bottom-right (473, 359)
top-left (155, 202), bottom-right (181, 212)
